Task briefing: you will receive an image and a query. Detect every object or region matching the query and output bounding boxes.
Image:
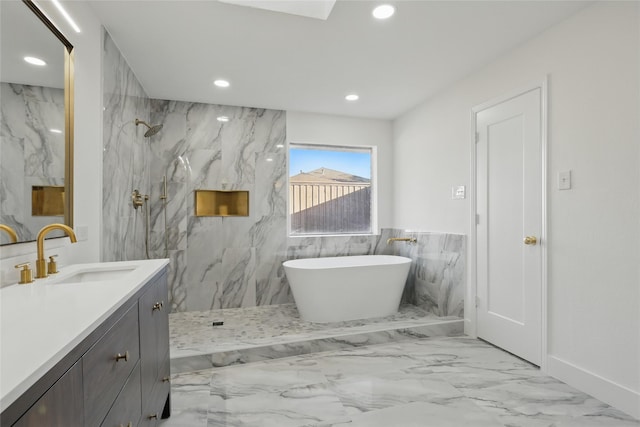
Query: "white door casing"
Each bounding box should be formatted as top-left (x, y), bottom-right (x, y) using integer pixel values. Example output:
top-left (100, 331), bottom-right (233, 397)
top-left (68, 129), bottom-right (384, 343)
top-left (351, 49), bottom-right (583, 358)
top-left (474, 86), bottom-right (545, 366)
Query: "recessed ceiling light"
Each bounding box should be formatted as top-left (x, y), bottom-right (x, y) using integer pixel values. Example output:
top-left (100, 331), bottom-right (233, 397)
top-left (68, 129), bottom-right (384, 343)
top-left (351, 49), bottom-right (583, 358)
top-left (214, 79), bottom-right (230, 88)
top-left (266, 158), bottom-right (274, 162)
top-left (372, 4), bottom-right (395, 20)
top-left (49, 128), bottom-right (62, 134)
top-left (345, 94), bottom-right (359, 101)
top-left (24, 56), bottom-right (46, 66)
top-left (51, 0), bottom-right (81, 33)
top-left (276, 144), bottom-right (284, 148)
top-left (217, 116), bottom-right (229, 122)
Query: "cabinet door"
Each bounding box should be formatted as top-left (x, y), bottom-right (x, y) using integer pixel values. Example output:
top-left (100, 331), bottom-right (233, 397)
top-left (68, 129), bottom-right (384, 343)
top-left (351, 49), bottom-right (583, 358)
top-left (139, 273), bottom-right (170, 417)
top-left (14, 361), bottom-right (83, 427)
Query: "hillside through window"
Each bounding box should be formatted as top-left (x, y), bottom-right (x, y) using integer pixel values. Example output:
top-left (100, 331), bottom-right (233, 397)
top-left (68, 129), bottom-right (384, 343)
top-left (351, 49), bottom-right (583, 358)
top-left (289, 144), bottom-right (373, 235)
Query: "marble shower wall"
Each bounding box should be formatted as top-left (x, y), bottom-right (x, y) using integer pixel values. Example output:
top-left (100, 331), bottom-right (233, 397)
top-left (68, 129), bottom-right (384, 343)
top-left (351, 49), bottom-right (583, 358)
top-left (0, 82), bottom-right (65, 243)
top-left (102, 31), bottom-right (151, 261)
top-left (373, 229), bottom-right (465, 317)
top-left (147, 100), bottom-right (287, 312)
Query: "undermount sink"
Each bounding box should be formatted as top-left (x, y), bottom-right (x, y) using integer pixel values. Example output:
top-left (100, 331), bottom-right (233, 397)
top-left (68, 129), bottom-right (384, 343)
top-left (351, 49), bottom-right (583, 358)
top-left (49, 266), bottom-right (137, 284)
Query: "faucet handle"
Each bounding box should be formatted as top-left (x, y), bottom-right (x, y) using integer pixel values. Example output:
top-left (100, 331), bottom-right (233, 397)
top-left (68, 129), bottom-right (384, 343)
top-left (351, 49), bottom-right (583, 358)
top-left (47, 255), bottom-right (59, 275)
top-left (15, 263), bottom-right (34, 285)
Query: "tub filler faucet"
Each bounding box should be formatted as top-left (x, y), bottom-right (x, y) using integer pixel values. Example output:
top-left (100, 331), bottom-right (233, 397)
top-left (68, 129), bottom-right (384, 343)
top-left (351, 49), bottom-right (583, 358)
top-left (386, 237), bottom-right (417, 245)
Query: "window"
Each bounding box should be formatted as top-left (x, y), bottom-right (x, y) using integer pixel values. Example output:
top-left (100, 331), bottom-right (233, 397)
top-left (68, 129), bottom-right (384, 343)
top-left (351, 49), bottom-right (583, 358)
top-left (289, 143), bottom-right (374, 235)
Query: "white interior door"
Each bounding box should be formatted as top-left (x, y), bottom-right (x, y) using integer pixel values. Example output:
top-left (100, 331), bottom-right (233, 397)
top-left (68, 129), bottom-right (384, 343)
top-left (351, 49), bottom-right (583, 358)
top-left (476, 88), bottom-right (543, 365)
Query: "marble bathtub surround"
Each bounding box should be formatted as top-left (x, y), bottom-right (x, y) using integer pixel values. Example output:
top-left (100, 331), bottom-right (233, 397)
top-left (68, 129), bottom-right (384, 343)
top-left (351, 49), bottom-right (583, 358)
top-left (159, 336), bottom-right (639, 427)
top-left (169, 303), bottom-right (462, 374)
top-left (374, 229), bottom-right (465, 317)
top-left (0, 82), bottom-right (65, 243)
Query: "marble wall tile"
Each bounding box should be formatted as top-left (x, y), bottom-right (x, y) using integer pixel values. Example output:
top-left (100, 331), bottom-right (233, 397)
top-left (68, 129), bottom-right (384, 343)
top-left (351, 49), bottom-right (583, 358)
top-left (143, 98), bottom-right (287, 312)
top-left (374, 229), bottom-right (465, 317)
top-left (0, 83), bottom-right (65, 242)
top-left (102, 30), bottom-right (151, 262)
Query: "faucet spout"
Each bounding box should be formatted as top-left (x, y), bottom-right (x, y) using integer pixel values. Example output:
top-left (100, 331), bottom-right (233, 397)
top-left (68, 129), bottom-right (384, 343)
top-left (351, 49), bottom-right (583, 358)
top-left (36, 223), bottom-right (77, 279)
top-left (0, 224), bottom-right (18, 243)
top-left (386, 237), bottom-right (417, 245)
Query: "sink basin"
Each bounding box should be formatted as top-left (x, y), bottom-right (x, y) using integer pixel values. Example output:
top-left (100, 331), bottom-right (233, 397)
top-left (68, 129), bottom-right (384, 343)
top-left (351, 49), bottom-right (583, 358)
top-left (49, 266), bottom-right (137, 284)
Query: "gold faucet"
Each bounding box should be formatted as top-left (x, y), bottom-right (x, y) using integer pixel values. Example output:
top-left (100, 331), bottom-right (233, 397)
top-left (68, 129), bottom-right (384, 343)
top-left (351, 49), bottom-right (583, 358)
top-left (0, 224), bottom-right (18, 243)
top-left (36, 224), bottom-right (77, 279)
top-left (386, 237), bottom-right (417, 245)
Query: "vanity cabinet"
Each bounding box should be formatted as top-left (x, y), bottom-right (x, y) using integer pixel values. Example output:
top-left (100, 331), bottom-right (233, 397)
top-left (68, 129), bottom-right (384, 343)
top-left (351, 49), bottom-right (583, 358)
top-left (2, 268), bottom-right (170, 426)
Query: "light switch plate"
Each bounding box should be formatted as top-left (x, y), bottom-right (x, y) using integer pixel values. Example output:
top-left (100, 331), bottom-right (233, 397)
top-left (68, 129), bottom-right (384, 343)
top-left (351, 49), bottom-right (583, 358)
top-left (558, 171), bottom-right (571, 190)
top-left (451, 185), bottom-right (466, 199)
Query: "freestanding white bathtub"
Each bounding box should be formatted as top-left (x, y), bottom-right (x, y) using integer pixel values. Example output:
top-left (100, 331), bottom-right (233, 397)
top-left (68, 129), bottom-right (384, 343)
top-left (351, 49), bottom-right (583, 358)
top-left (283, 255), bottom-right (411, 323)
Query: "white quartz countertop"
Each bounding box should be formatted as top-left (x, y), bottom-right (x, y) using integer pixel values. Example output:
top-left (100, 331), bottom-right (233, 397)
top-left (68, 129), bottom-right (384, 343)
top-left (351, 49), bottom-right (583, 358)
top-left (0, 259), bottom-right (169, 411)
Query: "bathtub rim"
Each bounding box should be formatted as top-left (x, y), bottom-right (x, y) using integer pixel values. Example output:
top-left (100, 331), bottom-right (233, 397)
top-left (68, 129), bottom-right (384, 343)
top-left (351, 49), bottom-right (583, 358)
top-left (283, 254), bottom-right (411, 270)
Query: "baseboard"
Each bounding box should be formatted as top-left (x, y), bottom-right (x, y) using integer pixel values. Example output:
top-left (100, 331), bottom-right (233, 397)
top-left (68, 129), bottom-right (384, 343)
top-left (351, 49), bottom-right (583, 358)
top-left (547, 355), bottom-right (640, 420)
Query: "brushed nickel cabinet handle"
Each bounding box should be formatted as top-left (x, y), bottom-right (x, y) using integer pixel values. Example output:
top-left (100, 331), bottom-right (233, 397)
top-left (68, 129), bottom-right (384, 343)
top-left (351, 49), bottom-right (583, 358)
top-left (114, 351), bottom-right (129, 362)
top-left (162, 376), bottom-right (171, 383)
top-left (152, 301), bottom-right (163, 311)
top-left (148, 413), bottom-right (158, 420)
top-left (119, 423), bottom-right (132, 427)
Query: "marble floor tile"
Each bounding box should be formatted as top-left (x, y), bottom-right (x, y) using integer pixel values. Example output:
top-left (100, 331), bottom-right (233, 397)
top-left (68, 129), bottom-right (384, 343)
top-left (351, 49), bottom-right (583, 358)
top-left (330, 400), bottom-right (504, 427)
top-left (208, 383), bottom-right (349, 427)
top-left (210, 360), bottom-right (327, 399)
top-left (160, 336), bottom-right (639, 427)
top-left (328, 373), bottom-right (462, 415)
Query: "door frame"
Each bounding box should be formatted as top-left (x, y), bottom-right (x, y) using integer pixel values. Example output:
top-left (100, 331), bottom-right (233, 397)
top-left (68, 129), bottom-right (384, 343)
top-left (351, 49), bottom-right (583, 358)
top-left (467, 78), bottom-right (549, 371)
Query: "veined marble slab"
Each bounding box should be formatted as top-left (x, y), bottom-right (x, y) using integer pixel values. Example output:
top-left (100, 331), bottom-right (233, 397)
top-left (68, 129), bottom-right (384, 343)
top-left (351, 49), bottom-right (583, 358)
top-left (159, 336), bottom-right (640, 427)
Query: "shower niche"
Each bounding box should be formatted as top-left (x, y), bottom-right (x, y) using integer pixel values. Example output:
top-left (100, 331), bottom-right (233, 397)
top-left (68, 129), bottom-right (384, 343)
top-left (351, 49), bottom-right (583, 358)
top-left (194, 190), bottom-right (249, 217)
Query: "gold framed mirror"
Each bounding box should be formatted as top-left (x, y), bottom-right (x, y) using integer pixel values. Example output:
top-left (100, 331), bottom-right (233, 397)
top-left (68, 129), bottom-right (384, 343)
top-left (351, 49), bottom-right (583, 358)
top-left (0, 0), bottom-right (74, 245)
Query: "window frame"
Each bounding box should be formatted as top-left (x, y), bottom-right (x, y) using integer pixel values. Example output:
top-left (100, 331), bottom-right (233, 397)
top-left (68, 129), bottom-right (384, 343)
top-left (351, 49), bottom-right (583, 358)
top-left (287, 142), bottom-right (377, 237)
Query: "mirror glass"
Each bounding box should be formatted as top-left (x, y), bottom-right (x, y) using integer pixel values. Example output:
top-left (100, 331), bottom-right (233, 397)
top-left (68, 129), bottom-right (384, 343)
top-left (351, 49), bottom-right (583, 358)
top-left (0, 0), bottom-right (73, 245)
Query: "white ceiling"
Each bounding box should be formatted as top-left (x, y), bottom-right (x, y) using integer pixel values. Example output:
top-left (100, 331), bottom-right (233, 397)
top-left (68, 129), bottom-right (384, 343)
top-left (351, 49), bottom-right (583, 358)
top-left (87, 0), bottom-right (590, 120)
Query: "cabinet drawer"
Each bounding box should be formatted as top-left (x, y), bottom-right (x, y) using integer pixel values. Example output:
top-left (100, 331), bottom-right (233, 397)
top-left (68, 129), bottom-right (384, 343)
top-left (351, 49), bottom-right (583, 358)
top-left (100, 362), bottom-right (141, 427)
top-left (83, 303), bottom-right (140, 426)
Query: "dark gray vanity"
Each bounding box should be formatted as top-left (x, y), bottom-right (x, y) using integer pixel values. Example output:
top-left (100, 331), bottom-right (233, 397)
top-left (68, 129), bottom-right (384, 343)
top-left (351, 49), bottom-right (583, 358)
top-left (1, 266), bottom-right (171, 426)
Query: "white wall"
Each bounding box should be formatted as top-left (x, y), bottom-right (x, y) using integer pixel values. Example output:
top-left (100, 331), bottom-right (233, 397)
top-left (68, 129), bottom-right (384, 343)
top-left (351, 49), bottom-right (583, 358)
top-left (393, 1), bottom-right (639, 418)
top-left (286, 111), bottom-right (393, 230)
top-left (0, 3), bottom-right (102, 282)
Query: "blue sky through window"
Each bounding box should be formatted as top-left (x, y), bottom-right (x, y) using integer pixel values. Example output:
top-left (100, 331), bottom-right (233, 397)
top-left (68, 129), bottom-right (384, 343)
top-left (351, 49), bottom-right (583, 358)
top-left (290, 147), bottom-right (371, 179)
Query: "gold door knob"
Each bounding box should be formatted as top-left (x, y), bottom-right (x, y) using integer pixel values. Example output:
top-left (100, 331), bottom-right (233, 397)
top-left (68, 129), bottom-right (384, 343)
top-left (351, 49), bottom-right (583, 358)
top-left (524, 236), bottom-right (537, 245)
top-left (152, 301), bottom-right (163, 311)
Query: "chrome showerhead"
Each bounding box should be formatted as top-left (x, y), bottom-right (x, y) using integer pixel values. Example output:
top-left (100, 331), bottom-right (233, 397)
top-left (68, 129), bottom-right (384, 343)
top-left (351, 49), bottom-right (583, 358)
top-left (135, 118), bottom-right (163, 137)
